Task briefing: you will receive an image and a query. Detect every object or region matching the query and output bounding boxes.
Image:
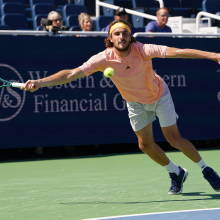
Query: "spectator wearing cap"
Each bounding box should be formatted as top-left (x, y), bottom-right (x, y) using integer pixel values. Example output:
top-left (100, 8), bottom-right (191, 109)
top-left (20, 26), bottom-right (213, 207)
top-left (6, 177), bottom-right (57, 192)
top-left (103, 7), bottom-right (137, 35)
top-left (145, 7), bottom-right (172, 33)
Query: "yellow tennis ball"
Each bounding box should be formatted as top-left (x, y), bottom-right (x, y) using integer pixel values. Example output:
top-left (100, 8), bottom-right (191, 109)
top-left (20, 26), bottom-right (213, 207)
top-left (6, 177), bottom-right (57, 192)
top-left (104, 67), bottom-right (114, 78)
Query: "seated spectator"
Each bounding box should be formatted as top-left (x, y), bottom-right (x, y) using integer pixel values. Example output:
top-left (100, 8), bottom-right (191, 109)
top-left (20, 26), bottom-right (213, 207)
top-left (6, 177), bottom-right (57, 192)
top-left (145, 7), bottom-right (172, 33)
top-left (45, 11), bottom-right (63, 33)
top-left (104, 7), bottom-right (136, 35)
top-left (77, 12), bottom-right (93, 37)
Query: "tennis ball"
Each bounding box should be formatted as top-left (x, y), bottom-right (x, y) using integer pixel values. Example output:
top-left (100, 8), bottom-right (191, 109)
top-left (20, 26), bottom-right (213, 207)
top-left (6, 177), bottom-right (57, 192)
top-left (104, 67), bottom-right (114, 78)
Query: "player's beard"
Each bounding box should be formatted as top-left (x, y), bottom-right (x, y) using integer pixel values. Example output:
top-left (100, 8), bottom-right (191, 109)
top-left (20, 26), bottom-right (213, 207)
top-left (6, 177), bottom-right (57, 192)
top-left (114, 42), bottom-right (130, 52)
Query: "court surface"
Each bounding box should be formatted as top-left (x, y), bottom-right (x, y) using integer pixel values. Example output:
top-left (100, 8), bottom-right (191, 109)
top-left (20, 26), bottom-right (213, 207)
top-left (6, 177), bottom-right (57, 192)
top-left (1, 149), bottom-right (220, 220)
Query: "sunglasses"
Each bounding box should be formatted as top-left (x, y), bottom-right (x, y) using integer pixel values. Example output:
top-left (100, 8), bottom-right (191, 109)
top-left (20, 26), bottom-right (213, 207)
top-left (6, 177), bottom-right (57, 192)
top-left (161, 14), bottom-right (169, 17)
top-left (52, 18), bottom-right (62, 22)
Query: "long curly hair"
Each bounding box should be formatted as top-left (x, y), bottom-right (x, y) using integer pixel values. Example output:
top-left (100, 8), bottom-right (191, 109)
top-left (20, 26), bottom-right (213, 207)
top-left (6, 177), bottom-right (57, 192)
top-left (104, 19), bottom-right (136, 48)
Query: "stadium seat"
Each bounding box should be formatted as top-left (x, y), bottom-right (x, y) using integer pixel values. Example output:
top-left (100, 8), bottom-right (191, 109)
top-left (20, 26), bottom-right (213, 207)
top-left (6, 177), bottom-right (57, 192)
top-left (2, 13), bottom-right (29, 29)
top-left (1, 2), bottom-right (27, 16)
top-left (102, 0), bottom-right (114, 16)
top-left (74, 0), bottom-right (85, 5)
top-left (181, 0), bottom-right (203, 9)
top-left (170, 8), bottom-right (193, 17)
top-left (96, 15), bottom-right (114, 31)
top-left (63, 4), bottom-right (87, 23)
top-left (66, 14), bottom-right (79, 27)
top-left (115, 0), bottom-right (133, 9)
top-left (0, 24), bottom-right (10, 29)
top-left (135, 26), bottom-right (145, 32)
top-left (132, 0), bottom-right (159, 8)
top-left (29, 0), bottom-right (55, 9)
top-left (32, 3), bottom-right (56, 18)
top-left (33, 13), bottom-right (48, 30)
top-left (202, 0), bottom-right (220, 14)
top-left (163, 0), bottom-right (181, 8)
top-left (54, 0), bottom-right (68, 8)
top-left (132, 8), bottom-right (144, 28)
top-left (164, 0), bottom-right (192, 17)
top-left (70, 25), bottom-right (81, 31)
top-left (0, 0), bottom-right (25, 5)
top-left (181, 0), bottom-right (203, 17)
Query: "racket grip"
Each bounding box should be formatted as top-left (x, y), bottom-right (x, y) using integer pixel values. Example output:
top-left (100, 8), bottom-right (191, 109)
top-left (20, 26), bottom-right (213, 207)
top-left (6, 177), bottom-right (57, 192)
top-left (11, 82), bottom-right (25, 88)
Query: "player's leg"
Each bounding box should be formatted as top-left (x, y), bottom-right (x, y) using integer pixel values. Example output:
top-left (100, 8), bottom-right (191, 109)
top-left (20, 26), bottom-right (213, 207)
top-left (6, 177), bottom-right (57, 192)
top-left (134, 122), bottom-right (170, 166)
top-left (162, 123), bottom-right (220, 192)
top-left (161, 123), bottom-right (202, 163)
top-left (157, 86), bottom-right (220, 192)
top-left (127, 100), bottom-right (187, 194)
top-left (134, 122), bottom-right (187, 194)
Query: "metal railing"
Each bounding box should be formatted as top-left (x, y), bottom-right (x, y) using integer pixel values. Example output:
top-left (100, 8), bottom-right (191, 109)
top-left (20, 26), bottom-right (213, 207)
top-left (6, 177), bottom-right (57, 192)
top-left (196, 11), bottom-right (220, 33)
top-left (0, 30), bottom-right (219, 38)
top-left (95, 0), bottom-right (157, 21)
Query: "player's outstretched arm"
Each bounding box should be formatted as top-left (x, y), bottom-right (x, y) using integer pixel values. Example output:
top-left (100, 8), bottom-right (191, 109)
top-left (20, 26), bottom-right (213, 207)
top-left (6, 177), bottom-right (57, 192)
top-left (165, 47), bottom-right (220, 64)
top-left (23, 68), bottom-right (85, 92)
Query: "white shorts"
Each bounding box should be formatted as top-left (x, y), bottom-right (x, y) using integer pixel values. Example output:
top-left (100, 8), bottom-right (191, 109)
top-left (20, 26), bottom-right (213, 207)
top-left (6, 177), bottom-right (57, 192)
top-left (126, 85), bottom-right (178, 131)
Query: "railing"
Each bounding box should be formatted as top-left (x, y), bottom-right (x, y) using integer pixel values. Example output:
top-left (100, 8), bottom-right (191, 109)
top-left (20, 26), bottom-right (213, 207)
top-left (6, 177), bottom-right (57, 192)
top-left (196, 11), bottom-right (220, 33)
top-left (95, 0), bottom-right (157, 21)
top-left (0, 30), bottom-right (219, 38)
top-left (0, 30), bottom-right (108, 36)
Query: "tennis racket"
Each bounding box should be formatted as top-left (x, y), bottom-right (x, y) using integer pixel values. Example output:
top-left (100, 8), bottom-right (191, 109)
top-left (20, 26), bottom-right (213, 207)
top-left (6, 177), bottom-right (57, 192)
top-left (0, 77), bottom-right (25, 88)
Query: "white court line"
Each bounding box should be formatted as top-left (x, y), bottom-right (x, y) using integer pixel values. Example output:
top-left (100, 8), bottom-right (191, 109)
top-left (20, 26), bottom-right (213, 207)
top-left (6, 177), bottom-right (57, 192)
top-left (83, 208), bottom-right (220, 220)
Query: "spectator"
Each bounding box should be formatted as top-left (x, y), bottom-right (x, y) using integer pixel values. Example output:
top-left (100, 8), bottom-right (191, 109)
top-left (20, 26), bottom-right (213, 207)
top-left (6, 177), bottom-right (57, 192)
top-left (77, 12), bottom-right (93, 37)
top-left (104, 7), bottom-right (137, 35)
top-left (45, 11), bottom-right (63, 33)
top-left (145, 7), bottom-right (172, 33)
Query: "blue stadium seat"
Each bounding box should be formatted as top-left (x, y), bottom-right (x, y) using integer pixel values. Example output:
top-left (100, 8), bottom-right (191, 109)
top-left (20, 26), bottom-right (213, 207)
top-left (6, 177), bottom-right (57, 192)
top-left (66, 14), bottom-right (79, 27)
top-left (54, 0), bottom-right (68, 8)
top-left (70, 25), bottom-right (81, 31)
top-left (163, 0), bottom-right (181, 8)
top-left (74, 0), bottom-right (85, 5)
top-left (135, 26), bottom-right (145, 32)
top-left (0, 24), bottom-right (10, 29)
top-left (102, 0), bottom-right (114, 16)
top-left (170, 8), bottom-right (193, 17)
top-left (164, 0), bottom-right (192, 17)
top-left (2, 13), bottom-right (29, 29)
top-left (33, 13), bottom-right (48, 30)
top-left (181, 0), bottom-right (203, 9)
top-left (1, 2), bottom-right (26, 16)
top-left (115, 0), bottom-right (133, 9)
top-left (132, 8), bottom-right (144, 28)
top-left (32, 3), bottom-right (56, 17)
top-left (29, 0), bottom-right (55, 9)
top-left (202, 0), bottom-right (220, 14)
top-left (96, 15), bottom-right (114, 31)
top-left (63, 4), bottom-right (87, 23)
top-left (132, 0), bottom-right (159, 8)
top-left (0, 0), bottom-right (25, 5)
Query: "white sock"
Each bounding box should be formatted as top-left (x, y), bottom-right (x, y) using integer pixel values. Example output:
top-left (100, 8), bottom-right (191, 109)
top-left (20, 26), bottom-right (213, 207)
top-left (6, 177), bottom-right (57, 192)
top-left (196, 159), bottom-right (207, 171)
top-left (164, 161), bottom-right (180, 175)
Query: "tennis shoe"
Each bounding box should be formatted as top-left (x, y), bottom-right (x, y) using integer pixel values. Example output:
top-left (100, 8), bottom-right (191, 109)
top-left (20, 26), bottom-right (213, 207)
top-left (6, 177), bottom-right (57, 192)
top-left (168, 166), bottom-right (188, 195)
top-left (202, 167), bottom-right (220, 192)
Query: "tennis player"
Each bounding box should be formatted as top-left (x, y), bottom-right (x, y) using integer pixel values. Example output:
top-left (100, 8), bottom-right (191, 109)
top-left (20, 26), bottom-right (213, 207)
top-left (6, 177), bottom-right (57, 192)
top-left (24, 19), bottom-right (220, 195)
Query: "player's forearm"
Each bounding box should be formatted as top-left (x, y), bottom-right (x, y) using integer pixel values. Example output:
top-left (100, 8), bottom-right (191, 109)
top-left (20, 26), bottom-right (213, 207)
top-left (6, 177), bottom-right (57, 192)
top-left (38, 68), bottom-right (85, 88)
top-left (166, 47), bottom-right (219, 63)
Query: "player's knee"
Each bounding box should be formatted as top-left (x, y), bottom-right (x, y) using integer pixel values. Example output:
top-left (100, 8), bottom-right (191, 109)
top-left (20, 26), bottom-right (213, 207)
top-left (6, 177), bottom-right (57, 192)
top-left (138, 142), bottom-right (153, 152)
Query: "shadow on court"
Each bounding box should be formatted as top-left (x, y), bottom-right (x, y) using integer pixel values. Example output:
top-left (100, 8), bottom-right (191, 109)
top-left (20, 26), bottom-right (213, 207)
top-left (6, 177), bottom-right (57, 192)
top-left (60, 192), bottom-right (220, 206)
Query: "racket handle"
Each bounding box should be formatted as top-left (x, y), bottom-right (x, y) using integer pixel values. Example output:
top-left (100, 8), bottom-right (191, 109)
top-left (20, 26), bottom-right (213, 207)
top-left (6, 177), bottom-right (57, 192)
top-left (11, 82), bottom-right (25, 88)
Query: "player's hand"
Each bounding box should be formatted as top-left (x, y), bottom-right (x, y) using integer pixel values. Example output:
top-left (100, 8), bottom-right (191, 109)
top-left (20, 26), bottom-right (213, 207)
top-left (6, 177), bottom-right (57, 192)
top-left (217, 53), bottom-right (220, 65)
top-left (22, 80), bottom-right (41, 92)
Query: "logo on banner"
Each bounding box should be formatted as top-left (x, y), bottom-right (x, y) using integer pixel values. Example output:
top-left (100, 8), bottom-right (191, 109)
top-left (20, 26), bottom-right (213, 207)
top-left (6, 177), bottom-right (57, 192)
top-left (0, 64), bottom-right (26, 121)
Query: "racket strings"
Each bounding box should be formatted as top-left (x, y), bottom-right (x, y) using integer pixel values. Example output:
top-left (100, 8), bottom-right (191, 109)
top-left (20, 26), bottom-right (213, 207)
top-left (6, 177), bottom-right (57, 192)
top-left (0, 78), bottom-right (12, 88)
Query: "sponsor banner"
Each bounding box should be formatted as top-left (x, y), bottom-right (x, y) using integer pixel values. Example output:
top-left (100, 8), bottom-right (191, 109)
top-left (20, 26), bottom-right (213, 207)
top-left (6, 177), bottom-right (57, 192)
top-left (0, 36), bottom-right (219, 149)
